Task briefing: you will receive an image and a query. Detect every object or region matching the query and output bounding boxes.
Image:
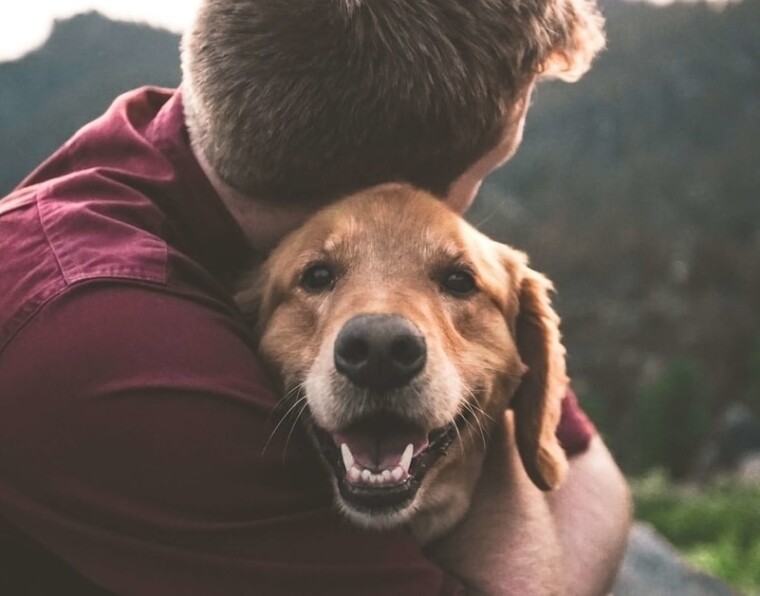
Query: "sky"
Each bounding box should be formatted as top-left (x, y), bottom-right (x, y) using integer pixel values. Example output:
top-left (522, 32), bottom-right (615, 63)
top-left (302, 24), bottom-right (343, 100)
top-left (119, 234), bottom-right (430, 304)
top-left (0, 1), bottom-right (202, 61)
top-left (0, 0), bottom-right (727, 62)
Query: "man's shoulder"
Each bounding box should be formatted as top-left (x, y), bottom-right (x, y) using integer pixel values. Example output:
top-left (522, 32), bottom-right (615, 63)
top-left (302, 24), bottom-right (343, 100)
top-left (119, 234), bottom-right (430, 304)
top-left (0, 174), bottom-right (170, 354)
top-left (0, 86), bottom-right (230, 354)
top-left (31, 170), bottom-right (168, 286)
top-left (2, 86), bottom-right (184, 283)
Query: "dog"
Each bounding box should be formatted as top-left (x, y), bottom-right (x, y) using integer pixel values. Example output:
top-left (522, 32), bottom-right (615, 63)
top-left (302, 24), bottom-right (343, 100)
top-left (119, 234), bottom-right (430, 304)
top-left (235, 184), bottom-right (568, 544)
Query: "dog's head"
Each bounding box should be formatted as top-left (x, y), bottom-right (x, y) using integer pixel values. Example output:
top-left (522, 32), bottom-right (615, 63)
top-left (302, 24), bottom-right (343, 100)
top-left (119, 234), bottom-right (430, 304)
top-left (236, 185), bottom-right (567, 536)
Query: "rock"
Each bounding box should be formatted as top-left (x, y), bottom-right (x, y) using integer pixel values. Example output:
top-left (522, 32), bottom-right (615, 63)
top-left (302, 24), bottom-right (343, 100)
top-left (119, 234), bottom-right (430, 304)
top-left (737, 453), bottom-right (760, 484)
top-left (613, 522), bottom-right (739, 596)
top-left (693, 403), bottom-right (760, 482)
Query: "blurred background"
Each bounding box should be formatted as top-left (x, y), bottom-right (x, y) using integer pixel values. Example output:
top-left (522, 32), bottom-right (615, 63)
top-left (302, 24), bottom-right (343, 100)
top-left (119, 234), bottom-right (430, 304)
top-left (1, 0), bottom-right (758, 592)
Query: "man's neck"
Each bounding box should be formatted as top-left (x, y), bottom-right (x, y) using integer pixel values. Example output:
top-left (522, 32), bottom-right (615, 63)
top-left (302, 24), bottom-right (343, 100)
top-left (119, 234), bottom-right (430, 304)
top-left (191, 142), bottom-right (317, 259)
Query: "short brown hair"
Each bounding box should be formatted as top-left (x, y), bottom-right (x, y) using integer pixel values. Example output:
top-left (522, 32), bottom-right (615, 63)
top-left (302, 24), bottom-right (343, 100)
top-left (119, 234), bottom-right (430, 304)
top-left (182, 0), bottom-right (604, 203)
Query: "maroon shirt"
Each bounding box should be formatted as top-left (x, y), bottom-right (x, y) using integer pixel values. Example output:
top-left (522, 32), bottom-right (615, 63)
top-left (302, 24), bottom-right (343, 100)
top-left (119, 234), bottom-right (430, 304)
top-left (0, 87), bottom-right (594, 595)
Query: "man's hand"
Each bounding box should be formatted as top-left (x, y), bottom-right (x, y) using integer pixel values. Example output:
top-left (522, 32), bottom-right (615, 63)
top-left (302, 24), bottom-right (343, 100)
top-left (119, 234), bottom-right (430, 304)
top-left (424, 411), bottom-right (631, 595)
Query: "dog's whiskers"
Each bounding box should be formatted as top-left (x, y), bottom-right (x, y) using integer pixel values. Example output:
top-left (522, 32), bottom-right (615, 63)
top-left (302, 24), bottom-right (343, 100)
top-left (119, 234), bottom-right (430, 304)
top-left (262, 385), bottom-right (307, 456)
top-left (451, 412), bottom-right (467, 460)
top-left (471, 204), bottom-right (501, 230)
top-left (263, 383), bottom-right (302, 428)
top-left (464, 398), bottom-right (495, 423)
top-left (461, 388), bottom-right (490, 452)
top-left (282, 400), bottom-right (311, 461)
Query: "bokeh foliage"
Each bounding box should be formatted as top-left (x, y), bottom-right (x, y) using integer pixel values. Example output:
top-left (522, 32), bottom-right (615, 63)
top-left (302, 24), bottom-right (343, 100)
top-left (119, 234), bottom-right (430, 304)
top-left (633, 473), bottom-right (760, 592)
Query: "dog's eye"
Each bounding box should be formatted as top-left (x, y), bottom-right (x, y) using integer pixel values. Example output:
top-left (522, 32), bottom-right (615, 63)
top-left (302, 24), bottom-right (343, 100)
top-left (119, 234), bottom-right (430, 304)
top-left (300, 263), bottom-right (336, 292)
top-left (441, 270), bottom-right (477, 297)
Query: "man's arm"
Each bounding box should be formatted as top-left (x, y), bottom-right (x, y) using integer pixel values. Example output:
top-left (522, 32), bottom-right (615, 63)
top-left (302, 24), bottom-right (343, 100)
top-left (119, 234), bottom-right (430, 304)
top-left (548, 435), bottom-right (632, 595)
top-left (0, 284), bottom-right (452, 595)
top-left (425, 412), bottom-right (632, 595)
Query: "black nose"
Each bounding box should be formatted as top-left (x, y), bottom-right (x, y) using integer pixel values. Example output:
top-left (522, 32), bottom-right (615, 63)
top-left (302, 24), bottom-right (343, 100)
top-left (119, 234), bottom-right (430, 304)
top-left (334, 314), bottom-right (427, 391)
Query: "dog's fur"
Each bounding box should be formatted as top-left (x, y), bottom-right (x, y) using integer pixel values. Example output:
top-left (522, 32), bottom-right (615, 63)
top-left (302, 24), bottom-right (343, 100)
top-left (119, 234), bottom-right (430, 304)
top-left (236, 185), bottom-right (568, 543)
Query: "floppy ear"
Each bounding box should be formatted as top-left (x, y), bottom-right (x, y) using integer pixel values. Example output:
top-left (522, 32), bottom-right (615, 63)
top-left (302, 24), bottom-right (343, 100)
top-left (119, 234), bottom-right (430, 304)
top-left (233, 265), bottom-right (280, 339)
top-left (511, 267), bottom-right (569, 491)
top-left (233, 269), bottom-right (263, 327)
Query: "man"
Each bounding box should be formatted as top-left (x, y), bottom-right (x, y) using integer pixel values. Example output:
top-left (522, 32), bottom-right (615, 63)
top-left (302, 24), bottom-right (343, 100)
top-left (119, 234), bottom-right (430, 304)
top-left (0, 0), bottom-right (630, 593)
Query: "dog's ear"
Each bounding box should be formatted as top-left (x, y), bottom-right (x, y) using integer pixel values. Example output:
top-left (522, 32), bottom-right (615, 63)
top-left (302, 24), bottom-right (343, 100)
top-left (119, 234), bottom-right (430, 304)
top-left (233, 266), bottom-right (277, 338)
top-left (511, 266), bottom-right (569, 491)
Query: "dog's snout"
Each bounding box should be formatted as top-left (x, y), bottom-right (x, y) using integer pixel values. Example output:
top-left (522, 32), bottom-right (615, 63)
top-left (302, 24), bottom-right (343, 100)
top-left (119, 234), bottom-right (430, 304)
top-left (334, 314), bottom-right (426, 391)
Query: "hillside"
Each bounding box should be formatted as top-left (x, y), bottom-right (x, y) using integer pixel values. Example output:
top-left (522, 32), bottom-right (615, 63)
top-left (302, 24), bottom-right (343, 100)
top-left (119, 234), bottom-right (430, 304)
top-left (1, 2), bottom-right (759, 476)
top-left (0, 12), bottom-right (180, 193)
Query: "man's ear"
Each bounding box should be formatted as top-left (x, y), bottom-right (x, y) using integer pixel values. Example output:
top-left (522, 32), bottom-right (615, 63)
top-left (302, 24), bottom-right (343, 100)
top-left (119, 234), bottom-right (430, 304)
top-left (511, 267), bottom-right (569, 491)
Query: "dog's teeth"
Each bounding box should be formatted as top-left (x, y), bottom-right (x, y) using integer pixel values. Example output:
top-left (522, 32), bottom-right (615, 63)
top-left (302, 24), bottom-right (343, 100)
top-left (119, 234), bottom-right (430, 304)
top-left (348, 464), bottom-right (407, 486)
top-left (348, 461), bottom-right (410, 486)
top-left (340, 443), bottom-right (354, 470)
top-left (400, 443), bottom-right (414, 474)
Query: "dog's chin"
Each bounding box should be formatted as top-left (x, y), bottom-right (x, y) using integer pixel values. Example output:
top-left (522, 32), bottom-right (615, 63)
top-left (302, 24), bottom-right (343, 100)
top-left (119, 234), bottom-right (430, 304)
top-left (309, 413), bottom-right (464, 529)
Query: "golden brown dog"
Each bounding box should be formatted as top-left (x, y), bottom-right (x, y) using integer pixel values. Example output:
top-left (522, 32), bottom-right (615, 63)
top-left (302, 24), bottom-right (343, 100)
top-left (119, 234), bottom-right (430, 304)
top-left (236, 185), bottom-right (568, 543)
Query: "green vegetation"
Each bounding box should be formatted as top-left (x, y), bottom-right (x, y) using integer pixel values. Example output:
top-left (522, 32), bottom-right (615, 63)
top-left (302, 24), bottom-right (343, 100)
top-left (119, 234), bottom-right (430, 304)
top-left (633, 473), bottom-right (760, 593)
top-left (631, 359), bottom-right (714, 478)
top-left (746, 340), bottom-right (760, 411)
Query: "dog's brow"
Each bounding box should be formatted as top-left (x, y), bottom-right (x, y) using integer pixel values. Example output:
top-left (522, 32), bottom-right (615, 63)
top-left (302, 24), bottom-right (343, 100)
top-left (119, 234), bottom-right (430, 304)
top-left (429, 244), bottom-right (473, 269)
top-left (322, 230), bottom-right (357, 258)
top-left (294, 250), bottom-right (328, 267)
top-left (286, 251), bottom-right (336, 286)
top-left (323, 234), bottom-right (340, 253)
top-left (293, 241), bottom-right (351, 273)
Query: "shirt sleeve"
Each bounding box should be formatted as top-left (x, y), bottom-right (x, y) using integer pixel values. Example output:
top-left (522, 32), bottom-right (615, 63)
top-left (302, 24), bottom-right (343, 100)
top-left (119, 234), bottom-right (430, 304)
top-left (0, 282), bottom-right (454, 595)
top-left (556, 387), bottom-right (597, 457)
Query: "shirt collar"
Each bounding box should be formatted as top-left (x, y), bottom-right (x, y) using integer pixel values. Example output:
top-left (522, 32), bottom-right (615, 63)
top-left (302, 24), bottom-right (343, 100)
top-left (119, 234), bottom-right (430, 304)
top-left (150, 90), bottom-right (253, 285)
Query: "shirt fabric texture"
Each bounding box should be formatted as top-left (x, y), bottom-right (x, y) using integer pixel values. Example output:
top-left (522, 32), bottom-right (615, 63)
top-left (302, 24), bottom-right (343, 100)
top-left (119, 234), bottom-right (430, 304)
top-left (0, 87), bottom-right (595, 595)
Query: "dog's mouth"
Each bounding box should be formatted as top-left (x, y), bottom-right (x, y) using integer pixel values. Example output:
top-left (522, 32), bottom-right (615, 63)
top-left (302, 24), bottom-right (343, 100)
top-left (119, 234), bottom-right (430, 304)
top-left (312, 413), bottom-right (464, 515)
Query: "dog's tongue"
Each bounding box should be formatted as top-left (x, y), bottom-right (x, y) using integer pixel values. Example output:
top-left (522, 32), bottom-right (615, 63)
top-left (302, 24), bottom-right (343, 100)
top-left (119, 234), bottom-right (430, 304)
top-left (333, 417), bottom-right (429, 471)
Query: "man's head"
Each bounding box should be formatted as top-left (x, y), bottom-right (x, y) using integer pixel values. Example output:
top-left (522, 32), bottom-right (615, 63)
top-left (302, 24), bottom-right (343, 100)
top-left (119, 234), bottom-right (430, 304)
top-left (182, 0), bottom-right (604, 209)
